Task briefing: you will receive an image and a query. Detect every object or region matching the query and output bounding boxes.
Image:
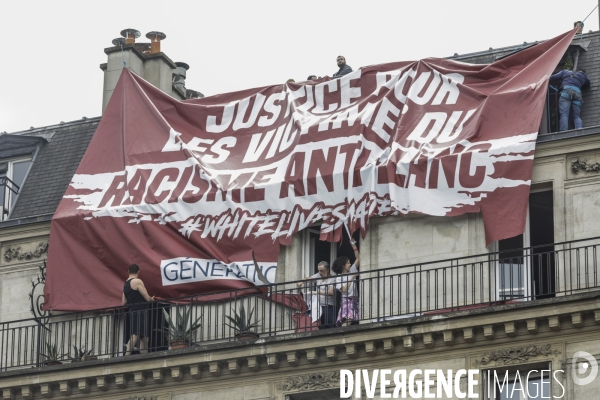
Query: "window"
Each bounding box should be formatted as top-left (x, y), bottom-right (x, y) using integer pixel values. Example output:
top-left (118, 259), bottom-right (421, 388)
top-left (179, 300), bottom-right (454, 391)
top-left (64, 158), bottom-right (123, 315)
top-left (286, 388), bottom-right (341, 400)
top-left (484, 365), bottom-right (553, 399)
top-left (498, 234), bottom-right (528, 300)
top-left (494, 187), bottom-right (554, 301)
top-left (302, 224), bottom-right (360, 277)
top-left (0, 157), bottom-right (32, 220)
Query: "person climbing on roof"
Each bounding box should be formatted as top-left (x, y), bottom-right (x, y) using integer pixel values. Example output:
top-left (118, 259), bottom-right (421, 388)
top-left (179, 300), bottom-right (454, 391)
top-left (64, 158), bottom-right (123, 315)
top-left (549, 68), bottom-right (590, 131)
top-left (333, 56), bottom-right (352, 78)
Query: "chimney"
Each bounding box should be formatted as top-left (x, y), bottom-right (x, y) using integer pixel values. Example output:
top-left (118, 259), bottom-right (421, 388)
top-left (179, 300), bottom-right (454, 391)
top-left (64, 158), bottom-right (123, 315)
top-left (146, 31), bottom-right (166, 54)
top-left (100, 29), bottom-right (145, 112)
top-left (172, 62), bottom-right (189, 98)
top-left (100, 29), bottom-right (198, 113)
top-left (142, 31), bottom-right (178, 101)
top-left (111, 38), bottom-right (125, 47)
top-left (121, 28), bottom-right (140, 45)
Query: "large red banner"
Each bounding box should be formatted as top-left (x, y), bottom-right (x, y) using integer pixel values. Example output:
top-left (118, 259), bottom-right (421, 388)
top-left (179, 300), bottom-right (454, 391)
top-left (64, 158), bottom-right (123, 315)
top-left (45, 30), bottom-right (575, 311)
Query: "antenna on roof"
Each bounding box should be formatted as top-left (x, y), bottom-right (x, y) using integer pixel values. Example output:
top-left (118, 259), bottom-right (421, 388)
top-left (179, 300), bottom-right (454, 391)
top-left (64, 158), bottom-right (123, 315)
top-left (112, 37), bottom-right (127, 68)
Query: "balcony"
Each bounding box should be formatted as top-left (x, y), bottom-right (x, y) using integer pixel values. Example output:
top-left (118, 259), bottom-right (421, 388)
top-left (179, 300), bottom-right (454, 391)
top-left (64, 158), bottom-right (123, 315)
top-left (1, 236), bottom-right (599, 372)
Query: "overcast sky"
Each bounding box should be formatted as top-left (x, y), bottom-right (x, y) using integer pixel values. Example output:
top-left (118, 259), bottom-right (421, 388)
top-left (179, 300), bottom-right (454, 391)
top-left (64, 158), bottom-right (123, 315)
top-left (0, 0), bottom-right (598, 133)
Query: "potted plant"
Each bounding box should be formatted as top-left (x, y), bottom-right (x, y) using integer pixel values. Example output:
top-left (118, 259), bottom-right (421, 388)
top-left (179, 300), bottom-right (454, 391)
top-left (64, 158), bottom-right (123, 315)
top-left (159, 306), bottom-right (202, 349)
top-left (225, 304), bottom-right (260, 341)
top-left (42, 342), bottom-right (67, 366)
top-left (71, 345), bottom-right (96, 362)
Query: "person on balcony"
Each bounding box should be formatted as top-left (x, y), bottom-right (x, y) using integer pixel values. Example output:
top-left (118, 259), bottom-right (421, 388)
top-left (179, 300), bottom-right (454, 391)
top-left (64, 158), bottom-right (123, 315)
top-left (315, 262), bottom-right (338, 329)
top-left (333, 56), bottom-right (352, 78)
top-left (333, 239), bottom-right (360, 327)
top-left (122, 264), bottom-right (155, 355)
top-left (550, 69), bottom-right (591, 131)
top-left (295, 261), bottom-right (337, 329)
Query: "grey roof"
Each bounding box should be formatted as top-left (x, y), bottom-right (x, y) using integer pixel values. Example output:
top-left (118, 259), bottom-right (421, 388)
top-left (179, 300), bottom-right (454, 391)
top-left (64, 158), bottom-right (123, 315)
top-left (448, 42), bottom-right (538, 64)
top-left (8, 118), bottom-right (99, 219)
top-left (0, 134), bottom-right (46, 159)
top-left (571, 33), bottom-right (600, 127)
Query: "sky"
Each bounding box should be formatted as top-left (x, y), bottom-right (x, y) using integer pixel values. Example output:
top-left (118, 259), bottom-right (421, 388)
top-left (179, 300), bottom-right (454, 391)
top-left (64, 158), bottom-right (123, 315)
top-left (0, 0), bottom-right (598, 133)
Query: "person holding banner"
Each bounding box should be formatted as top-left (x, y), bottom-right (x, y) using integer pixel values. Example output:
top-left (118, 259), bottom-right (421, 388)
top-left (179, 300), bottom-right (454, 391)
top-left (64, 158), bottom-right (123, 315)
top-left (122, 264), bottom-right (155, 355)
top-left (333, 55), bottom-right (352, 78)
top-left (333, 239), bottom-right (360, 327)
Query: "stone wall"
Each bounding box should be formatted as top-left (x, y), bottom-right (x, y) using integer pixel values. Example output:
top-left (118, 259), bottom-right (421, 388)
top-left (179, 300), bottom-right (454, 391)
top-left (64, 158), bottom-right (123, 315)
top-left (0, 221), bottom-right (49, 322)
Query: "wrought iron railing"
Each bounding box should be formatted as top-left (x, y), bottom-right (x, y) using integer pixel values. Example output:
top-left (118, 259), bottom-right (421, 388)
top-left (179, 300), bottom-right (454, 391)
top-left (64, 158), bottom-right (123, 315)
top-left (1, 236), bottom-right (600, 371)
top-left (0, 176), bottom-right (19, 221)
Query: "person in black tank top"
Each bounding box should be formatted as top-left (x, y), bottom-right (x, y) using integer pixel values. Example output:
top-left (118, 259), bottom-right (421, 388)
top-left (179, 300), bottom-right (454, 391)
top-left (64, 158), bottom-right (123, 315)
top-left (122, 264), bottom-right (155, 355)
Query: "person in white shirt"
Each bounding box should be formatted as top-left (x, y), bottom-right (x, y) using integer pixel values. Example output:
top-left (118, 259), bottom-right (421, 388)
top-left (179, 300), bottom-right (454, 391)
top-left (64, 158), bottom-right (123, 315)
top-left (296, 261), bottom-right (337, 329)
top-left (333, 239), bottom-right (360, 326)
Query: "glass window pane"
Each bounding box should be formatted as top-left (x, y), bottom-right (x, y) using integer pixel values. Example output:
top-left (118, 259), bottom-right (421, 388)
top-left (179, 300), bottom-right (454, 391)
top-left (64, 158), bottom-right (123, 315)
top-left (498, 380), bottom-right (522, 399)
top-left (491, 371), bottom-right (550, 400)
top-left (499, 262), bottom-right (525, 299)
top-left (12, 160), bottom-right (31, 189)
top-left (526, 377), bottom-right (550, 399)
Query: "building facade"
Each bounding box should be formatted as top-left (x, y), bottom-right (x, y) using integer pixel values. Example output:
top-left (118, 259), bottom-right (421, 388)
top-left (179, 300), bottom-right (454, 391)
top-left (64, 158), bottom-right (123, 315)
top-left (1, 30), bottom-right (600, 399)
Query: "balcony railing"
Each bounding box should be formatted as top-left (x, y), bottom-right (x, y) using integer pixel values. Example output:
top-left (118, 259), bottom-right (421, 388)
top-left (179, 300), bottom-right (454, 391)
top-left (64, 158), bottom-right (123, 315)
top-left (0, 177), bottom-right (19, 221)
top-left (1, 236), bottom-right (600, 372)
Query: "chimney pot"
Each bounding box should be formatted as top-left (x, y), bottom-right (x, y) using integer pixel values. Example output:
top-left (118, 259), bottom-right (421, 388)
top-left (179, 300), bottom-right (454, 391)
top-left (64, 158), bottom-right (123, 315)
top-left (175, 62), bottom-right (190, 70)
top-left (174, 62), bottom-right (190, 79)
top-left (146, 31), bottom-right (166, 54)
top-left (120, 29), bottom-right (141, 45)
top-left (173, 62), bottom-right (190, 98)
top-left (112, 37), bottom-right (126, 47)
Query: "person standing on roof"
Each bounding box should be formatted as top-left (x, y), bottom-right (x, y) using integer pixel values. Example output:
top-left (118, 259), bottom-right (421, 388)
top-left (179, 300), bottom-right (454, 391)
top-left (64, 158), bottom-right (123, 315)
top-left (333, 56), bottom-right (352, 78)
top-left (549, 69), bottom-right (590, 131)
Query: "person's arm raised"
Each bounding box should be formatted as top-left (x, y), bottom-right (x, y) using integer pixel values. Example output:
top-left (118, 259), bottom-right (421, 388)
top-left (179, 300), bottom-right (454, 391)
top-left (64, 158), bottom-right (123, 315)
top-left (351, 239), bottom-right (360, 269)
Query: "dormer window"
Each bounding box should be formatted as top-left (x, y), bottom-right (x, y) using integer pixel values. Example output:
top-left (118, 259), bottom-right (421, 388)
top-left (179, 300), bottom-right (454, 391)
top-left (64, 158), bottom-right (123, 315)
top-left (0, 132), bottom-right (46, 221)
top-left (0, 157), bottom-right (32, 220)
top-left (541, 41), bottom-right (590, 134)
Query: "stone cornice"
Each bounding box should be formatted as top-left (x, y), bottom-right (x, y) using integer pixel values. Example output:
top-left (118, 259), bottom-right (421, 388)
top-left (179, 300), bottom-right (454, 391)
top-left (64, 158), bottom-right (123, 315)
top-left (0, 215), bottom-right (52, 231)
top-left (1, 292), bottom-right (599, 398)
top-left (535, 130), bottom-right (600, 159)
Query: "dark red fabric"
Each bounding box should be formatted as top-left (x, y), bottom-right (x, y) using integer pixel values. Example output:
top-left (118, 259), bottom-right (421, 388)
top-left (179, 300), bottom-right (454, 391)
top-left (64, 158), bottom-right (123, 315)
top-left (45, 29), bottom-right (576, 311)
